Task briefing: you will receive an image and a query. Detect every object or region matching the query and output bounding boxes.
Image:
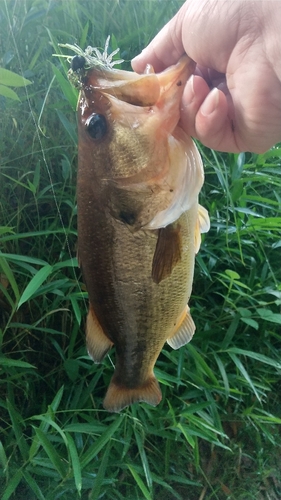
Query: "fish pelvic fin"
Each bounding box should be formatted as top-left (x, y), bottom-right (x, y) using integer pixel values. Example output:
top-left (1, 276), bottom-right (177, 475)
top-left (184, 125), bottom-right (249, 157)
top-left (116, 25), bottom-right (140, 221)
top-left (152, 223), bottom-right (182, 284)
top-left (86, 305), bottom-right (113, 363)
top-left (103, 374), bottom-right (162, 413)
top-left (167, 305), bottom-right (195, 349)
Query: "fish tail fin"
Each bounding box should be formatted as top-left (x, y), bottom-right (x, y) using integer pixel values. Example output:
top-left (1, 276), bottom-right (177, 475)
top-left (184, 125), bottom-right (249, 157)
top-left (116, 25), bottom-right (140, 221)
top-left (86, 305), bottom-right (113, 363)
top-left (103, 374), bottom-right (162, 413)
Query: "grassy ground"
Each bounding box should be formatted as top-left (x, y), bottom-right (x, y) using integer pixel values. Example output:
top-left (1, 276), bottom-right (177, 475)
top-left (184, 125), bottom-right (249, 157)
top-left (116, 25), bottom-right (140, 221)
top-left (1, 0), bottom-right (281, 498)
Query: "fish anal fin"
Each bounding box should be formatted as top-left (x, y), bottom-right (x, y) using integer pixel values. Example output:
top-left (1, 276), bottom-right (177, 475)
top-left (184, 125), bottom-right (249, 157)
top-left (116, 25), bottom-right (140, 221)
top-left (152, 223), bottom-right (182, 284)
top-left (103, 374), bottom-right (162, 413)
top-left (86, 305), bottom-right (113, 363)
top-left (167, 305), bottom-right (195, 349)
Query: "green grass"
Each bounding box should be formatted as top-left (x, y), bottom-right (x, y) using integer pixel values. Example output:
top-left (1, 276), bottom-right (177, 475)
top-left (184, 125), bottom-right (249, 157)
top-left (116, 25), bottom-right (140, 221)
top-left (1, 0), bottom-right (281, 498)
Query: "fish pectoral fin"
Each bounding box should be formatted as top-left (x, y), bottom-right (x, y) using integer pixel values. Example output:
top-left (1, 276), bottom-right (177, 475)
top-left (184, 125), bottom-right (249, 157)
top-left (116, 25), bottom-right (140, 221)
top-left (167, 305), bottom-right (195, 349)
top-left (103, 374), bottom-right (162, 413)
top-left (86, 305), bottom-right (113, 363)
top-left (194, 204), bottom-right (210, 254)
top-left (152, 223), bottom-right (182, 284)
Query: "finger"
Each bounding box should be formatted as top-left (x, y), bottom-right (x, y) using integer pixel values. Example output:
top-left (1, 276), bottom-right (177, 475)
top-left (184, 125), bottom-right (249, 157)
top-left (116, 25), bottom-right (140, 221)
top-left (131, 6), bottom-right (186, 73)
top-left (180, 77), bottom-right (238, 152)
top-left (179, 75), bottom-right (210, 137)
top-left (194, 89), bottom-right (241, 152)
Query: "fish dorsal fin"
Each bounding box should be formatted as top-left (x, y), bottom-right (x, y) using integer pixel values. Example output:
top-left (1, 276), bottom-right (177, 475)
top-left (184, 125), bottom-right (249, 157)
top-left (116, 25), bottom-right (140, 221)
top-left (86, 306), bottom-right (113, 363)
top-left (152, 223), bottom-right (182, 284)
top-left (167, 305), bottom-right (195, 349)
top-left (103, 373), bottom-right (162, 412)
top-left (194, 204), bottom-right (210, 254)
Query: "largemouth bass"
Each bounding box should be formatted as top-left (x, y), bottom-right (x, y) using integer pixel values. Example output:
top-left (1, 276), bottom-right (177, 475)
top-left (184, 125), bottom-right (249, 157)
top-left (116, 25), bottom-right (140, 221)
top-left (68, 42), bottom-right (210, 412)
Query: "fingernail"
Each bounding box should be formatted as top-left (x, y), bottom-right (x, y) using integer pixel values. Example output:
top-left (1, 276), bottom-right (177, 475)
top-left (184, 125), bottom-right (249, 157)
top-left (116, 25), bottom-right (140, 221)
top-left (201, 87), bottom-right (220, 116)
top-left (189, 74), bottom-right (195, 96)
top-left (182, 75), bottom-right (195, 108)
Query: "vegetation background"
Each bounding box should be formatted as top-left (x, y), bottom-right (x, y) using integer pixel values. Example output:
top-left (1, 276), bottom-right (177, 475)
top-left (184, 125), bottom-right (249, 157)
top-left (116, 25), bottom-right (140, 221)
top-left (0, 0), bottom-right (281, 498)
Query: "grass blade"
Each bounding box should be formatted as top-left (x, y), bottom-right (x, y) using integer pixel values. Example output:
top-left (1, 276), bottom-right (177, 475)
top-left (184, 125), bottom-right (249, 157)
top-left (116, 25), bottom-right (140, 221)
top-left (0, 357), bottom-right (36, 369)
top-left (51, 62), bottom-right (78, 111)
top-left (17, 264), bottom-right (53, 309)
top-left (0, 255), bottom-right (20, 303)
top-left (33, 427), bottom-right (66, 479)
top-left (0, 67), bottom-right (31, 86)
top-left (22, 470), bottom-right (46, 500)
top-left (127, 464), bottom-right (152, 500)
top-left (134, 427), bottom-right (152, 489)
top-left (0, 440), bottom-right (8, 474)
top-left (177, 423), bottom-right (195, 448)
top-left (29, 386), bottom-right (64, 460)
top-left (89, 441), bottom-right (111, 500)
top-left (225, 347), bottom-right (281, 369)
top-left (65, 432), bottom-right (82, 495)
top-left (81, 416), bottom-right (123, 469)
top-left (1, 470), bottom-right (22, 500)
top-left (228, 352), bottom-right (261, 402)
top-left (0, 84), bottom-right (20, 100)
top-left (0, 253), bottom-right (48, 265)
top-left (187, 344), bottom-right (219, 385)
top-left (213, 353), bottom-right (230, 398)
top-left (56, 109), bottom-right (78, 144)
top-left (7, 399), bottom-right (29, 461)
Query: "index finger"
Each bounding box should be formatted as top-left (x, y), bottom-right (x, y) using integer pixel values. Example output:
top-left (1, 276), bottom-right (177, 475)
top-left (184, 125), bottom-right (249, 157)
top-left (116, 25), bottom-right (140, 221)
top-left (131, 10), bottom-right (185, 73)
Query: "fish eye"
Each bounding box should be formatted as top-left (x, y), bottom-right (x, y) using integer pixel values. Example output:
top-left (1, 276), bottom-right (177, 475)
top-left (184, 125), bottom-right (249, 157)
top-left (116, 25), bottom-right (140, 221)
top-left (71, 55), bottom-right (86, 72)
top-left (86, 114), bottom-right (107, 140)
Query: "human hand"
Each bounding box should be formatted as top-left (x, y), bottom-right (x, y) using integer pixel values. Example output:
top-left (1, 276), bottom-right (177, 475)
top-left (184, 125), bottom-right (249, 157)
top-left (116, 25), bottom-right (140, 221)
top-left (132, 0), bottom-right (281, 153)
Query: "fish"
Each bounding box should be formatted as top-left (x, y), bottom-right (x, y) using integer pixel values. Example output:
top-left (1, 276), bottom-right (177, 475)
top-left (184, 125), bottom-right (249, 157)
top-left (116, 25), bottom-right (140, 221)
top-left (70, 42), bottom-right (210, 412)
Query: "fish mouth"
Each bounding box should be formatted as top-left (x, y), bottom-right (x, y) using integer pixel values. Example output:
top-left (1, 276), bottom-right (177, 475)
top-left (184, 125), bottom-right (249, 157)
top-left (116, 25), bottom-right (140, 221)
top-left (79, 55), bottom-right (196, 147)
top-left (155, 55), bottom-right (195, 103)
top-left (151, 55), bottom-right (196, 134)
top-left (81, 64), bottom-right (161, 106)
top-left (81, 55), bottom-right (195, 110)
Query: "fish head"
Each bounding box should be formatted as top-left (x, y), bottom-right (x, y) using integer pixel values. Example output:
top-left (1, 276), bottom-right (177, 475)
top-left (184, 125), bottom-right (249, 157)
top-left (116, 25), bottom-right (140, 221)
top-left (77, 55), bottom-right (195, 181)
top-left (77, 64), bottom-right (159, 182)
top-left (77, 55), bottom-right (204, 229)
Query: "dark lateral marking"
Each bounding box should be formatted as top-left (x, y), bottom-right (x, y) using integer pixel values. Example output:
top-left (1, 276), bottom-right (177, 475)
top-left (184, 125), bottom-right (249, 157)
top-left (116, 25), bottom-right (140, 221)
top-left (176, 80), bottom-right (182, 86)
top-left (119, 210), bottom-right (136, 226)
